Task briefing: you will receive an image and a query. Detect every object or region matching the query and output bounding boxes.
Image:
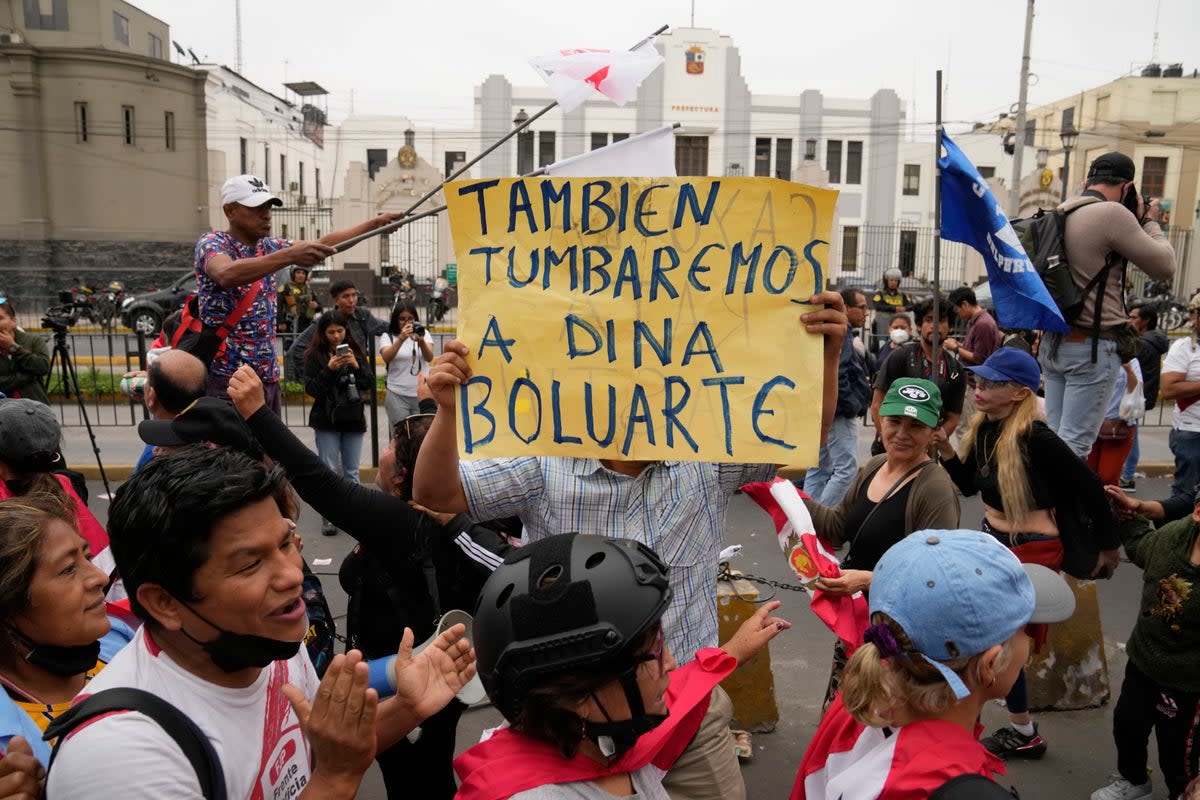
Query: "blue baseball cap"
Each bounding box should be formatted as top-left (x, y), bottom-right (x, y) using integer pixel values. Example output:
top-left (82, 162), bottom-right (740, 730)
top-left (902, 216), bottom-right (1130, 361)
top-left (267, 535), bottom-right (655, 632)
top-left (869, 530), bottom-right (1075, 700)
top-left (965, 348), bottom-right (1041, 392)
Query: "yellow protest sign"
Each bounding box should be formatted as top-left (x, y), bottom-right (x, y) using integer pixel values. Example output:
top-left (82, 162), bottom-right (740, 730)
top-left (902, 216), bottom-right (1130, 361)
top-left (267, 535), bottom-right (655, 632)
top-left (444, 176), bottom-right (836, 464)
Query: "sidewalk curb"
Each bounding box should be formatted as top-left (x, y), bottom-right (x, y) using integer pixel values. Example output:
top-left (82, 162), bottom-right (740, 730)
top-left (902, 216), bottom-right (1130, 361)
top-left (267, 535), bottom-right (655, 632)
top-left (777, 462), bottom-right (1175, 481)
top-left (74, 464), bottom-right (381, 484)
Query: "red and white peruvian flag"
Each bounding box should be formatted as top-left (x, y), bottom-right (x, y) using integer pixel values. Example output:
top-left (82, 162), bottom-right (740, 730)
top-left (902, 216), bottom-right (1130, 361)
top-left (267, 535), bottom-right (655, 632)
top-left (529, 41), bottom-right (664, 112)
top-left (740, 478), bottom-right (869, 653)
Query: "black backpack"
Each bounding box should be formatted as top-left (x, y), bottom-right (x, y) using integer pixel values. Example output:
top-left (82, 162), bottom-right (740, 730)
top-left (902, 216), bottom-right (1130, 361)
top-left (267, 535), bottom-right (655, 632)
top-left (1012, 196), bottom-right (1121, 358)
top-left (44, 688), bottom-right (226, 800)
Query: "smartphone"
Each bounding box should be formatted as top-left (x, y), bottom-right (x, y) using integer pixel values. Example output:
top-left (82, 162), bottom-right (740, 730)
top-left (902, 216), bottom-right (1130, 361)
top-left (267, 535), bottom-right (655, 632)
top-left (335, 343), bottom-right (350, 356)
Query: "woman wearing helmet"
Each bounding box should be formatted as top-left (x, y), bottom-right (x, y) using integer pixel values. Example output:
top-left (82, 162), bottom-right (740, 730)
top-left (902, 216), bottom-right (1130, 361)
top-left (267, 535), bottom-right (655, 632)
top-left (455, 533), bottom-right (789, 800)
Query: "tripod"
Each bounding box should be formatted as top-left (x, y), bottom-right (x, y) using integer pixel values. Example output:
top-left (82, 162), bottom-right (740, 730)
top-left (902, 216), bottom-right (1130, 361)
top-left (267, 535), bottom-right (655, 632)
top-left (45, 324), bottom-right (112, 499)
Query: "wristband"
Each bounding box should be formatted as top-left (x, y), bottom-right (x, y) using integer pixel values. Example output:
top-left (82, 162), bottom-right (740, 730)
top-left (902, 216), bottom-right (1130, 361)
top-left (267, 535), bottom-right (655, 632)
top-left (367, 655), bottom-right (397, 697)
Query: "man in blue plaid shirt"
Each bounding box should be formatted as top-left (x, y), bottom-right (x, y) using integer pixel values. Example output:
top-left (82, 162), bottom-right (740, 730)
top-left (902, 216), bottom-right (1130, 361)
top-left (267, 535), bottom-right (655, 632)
top-left (414, 291), bottom-right (847, 800)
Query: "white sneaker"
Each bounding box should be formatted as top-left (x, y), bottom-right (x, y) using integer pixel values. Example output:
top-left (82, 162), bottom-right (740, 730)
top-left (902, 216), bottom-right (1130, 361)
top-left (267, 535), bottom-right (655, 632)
top-left (1090, 774), bottom-right (1151, 800)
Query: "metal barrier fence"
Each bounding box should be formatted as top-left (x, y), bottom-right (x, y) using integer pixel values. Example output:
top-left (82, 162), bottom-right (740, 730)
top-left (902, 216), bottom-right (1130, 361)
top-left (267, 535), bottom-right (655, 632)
top-left (40, 328), bottom-right (460, 465)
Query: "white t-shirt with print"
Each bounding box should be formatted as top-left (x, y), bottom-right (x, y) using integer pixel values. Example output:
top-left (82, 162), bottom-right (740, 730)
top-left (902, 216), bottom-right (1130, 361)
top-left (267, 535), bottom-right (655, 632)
top-left (1162, 336), bottom-right (1200, 432)
top-left (46, 627), bottom-right (319, 800)
top-left (379, 332), bottom-right (434, 396)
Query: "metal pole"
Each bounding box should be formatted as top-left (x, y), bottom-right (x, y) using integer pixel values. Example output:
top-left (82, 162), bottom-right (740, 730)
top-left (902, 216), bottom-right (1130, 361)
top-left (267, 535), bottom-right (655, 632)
top-left (932, 70), bottom-right (943, 380)
top-left (1061, 146), bottom-right (1072, 202)
top-left (1009, 0), bottom-right (1034, 217)
top-left (331, 24), bottom-right (669, 254)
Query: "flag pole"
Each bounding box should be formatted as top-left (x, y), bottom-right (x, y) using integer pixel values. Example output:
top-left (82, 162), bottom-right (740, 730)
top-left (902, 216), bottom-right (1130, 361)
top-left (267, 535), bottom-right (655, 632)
top-left (332, 23), bottom-right (670, 254)
top-left (932, 69), bottom-right (944, 381)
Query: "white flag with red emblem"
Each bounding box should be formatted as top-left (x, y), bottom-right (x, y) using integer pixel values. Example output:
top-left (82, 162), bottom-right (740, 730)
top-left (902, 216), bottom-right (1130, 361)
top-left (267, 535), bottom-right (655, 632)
top-left (529, 42), bottom-right (664, 112)
top-left (740, 478), bottom-right (869, 652)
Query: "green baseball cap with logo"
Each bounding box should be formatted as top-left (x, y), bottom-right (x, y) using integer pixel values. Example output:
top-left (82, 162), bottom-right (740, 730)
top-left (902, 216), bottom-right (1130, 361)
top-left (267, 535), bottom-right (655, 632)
top-left (878, 377), bottom-right (942, 429)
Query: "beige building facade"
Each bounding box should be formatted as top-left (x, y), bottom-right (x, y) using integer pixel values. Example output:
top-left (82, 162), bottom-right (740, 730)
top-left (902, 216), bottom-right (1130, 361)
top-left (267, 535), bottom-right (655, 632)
top-left (0, 0), bottom-right (208, 289)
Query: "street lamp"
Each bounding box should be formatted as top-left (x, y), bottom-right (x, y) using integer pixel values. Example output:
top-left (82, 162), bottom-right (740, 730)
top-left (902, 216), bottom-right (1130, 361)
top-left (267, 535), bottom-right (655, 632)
top-left (1036, 147), bottom-right (1048, 169)
top-left (513, 109), bottom-right (533, 175)
top-left (1059, 125), bottom-right (1079, 202)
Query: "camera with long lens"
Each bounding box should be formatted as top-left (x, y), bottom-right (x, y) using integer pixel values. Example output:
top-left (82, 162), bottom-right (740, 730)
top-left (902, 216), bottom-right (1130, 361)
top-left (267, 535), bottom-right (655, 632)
top-left (338, 368), bottom-right (361, 403)
top-left (42, 290), bottom-right (80, 331)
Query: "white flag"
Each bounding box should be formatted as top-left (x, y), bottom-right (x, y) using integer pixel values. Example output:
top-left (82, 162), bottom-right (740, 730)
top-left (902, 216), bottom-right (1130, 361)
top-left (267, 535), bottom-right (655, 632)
top-left (529, 42), bottom-right (663, 112)
top-left (543, 124), bottom-right (677, 178)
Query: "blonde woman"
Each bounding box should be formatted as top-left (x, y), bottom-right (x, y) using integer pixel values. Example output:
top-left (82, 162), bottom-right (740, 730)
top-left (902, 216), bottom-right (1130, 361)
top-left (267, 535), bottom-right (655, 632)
top-left (792, 530), bottom-right (1074, 798)
top-left (932, 348), bottom-right (1120, 761)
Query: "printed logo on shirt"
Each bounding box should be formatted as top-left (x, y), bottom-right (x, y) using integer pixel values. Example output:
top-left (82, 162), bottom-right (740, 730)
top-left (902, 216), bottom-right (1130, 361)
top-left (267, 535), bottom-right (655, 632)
top-left (898, 385), bottom-right (930, 402)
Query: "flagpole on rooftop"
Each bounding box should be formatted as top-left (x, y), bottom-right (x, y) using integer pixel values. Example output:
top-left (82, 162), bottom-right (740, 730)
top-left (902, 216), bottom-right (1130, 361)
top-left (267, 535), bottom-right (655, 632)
top-left (932, 69), bottom-right (944, 377)
top-left (332, 23), bottom-right (671, 254)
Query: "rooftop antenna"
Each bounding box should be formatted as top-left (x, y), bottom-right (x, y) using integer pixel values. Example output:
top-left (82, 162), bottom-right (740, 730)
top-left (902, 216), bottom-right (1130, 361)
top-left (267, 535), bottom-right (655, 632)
top-left (171, 40), bottom-right (186, 61)
top-left (1150, 0), bottom-right (1162, 63)
top-left (187, 47), bottom-right (201, 65)
top-left (234, 0), bottom-right (243, 73)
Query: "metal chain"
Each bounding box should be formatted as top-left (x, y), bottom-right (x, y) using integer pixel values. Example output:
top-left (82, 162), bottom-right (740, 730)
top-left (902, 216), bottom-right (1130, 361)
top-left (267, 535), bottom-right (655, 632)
top-left (717, 562), bottom-right (809, 605)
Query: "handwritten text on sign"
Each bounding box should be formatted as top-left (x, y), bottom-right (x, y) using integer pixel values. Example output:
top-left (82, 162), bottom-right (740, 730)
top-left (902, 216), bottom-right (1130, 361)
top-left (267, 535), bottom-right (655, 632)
top-left (444, 177), bottom-right (837, 463)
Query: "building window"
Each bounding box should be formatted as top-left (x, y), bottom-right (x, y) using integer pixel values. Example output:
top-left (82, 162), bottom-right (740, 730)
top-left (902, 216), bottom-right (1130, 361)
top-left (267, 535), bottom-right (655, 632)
top-left (74, 101), bottom-right (88, 143)
top-left (675, 136), bottom-right (709, 176)
top-left (978, 166), bottom-right (996, 180)
top-left (898, 229), bottom-right (917, 275)
top-left (113, 11), bottom-right (129, 45)
top-left (841, 226), bottom-right (859, 272)
top-left (315, 167), bottom-right (321, 204)
top-left (367, 148), bottom-right (387, 179)
top-left (1142, 156), bottom-right (1167, 199)
top-left (298, 161), bottom-right (305, 201)
top-left (164, 111), bottom-right (175, 151)
top-left (1024, 119), bottom-right (1036, 147)
top-left (516, 130), bottom-right (534, 174)
top-left (24, 0), bottom-right (68, 30)
top-left (444, 151), bottom-right (466, 178)
top-left (611, 133), bottom-right (629, 143)
top-left (264, 145), bottom-right (271, 183)
top-left (280, 155), bottom-right (288, 191)
top-left (846, 141), bottom-right (863, 185)
top-left (754, 138), bottom-right (772, 177)
top-left (148, 33), bottom-right (163, 59)
top-left (538, 131), bottom-right (556, 168)
top-left (775, 138), bottom-right (792, 179)
top-left (826, 140), bottom-right (842, 184)
top-left (239, 137), bottom-right (248, 173)
top-left (1061, 106), bottom-right (1075, 131)
top-left (122, 105), bottom-right (135, 145)
top-left (902, 164), bottom-right (920, 196)
top-left (591, 132), bottom-right (608, 151)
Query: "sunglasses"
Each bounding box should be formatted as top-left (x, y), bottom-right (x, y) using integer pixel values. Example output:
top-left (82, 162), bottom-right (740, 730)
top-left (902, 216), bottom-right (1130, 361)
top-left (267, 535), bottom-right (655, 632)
top-left (393, 412), bottom-right (435, 442)
top-left (975, 378), bottom-right (1016, 391)
top-left (634, 625), bottom-right (667, 677)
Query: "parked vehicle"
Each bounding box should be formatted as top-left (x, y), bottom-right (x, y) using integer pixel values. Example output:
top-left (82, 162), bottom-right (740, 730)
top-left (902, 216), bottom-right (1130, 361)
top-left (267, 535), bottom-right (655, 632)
top-left (120, 271), bottom-right (195, 335)
top-left (427, 276), bottom-right (457, 323)
top-left (62, 277), bottom-right (124, 330)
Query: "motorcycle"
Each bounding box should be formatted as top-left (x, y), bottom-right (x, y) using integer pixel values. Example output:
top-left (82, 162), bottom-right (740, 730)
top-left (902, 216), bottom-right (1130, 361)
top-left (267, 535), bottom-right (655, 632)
top-left (426, 276), bottom-right (457, 323)
top-left (64, 278), bottom-right (125, 330)
top-left (389, 269), bottom-right (417, 309)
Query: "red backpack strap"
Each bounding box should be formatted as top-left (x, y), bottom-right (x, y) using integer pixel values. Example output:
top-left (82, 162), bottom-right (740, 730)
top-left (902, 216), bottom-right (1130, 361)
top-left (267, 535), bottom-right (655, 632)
top-left (214, 280), bottom-right (262, 340)
top-left (170, 295), bottom-right (199, 349)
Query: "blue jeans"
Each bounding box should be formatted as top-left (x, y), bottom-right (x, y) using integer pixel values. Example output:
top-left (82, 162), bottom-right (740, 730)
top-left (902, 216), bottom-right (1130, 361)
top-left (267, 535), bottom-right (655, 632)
top-left (1039, 337), bottom-right (1120, 458)
top-left (1121, 425), bottom-right (1139, 482)
top-left (1168, 428), bottom-right (1200, 499)
top-left (804, 416), bottom-right (859, 506)
top-left (314, 429), bottom-right (364, 484)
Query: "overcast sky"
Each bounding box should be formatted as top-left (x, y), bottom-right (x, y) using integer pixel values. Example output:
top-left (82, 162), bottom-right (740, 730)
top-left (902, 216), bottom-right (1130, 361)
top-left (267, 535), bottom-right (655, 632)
top-left (136, 0), bottom-right (1197, 137)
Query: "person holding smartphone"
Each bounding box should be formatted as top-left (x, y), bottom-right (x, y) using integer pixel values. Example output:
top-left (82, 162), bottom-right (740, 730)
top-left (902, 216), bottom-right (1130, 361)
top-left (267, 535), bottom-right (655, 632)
top-left (301, 311), bottom-right (373, 535)
top-left (379, 301), bottom-right (435, 429)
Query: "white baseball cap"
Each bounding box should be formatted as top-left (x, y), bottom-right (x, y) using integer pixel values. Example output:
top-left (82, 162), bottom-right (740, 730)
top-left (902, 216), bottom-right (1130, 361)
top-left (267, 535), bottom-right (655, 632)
top-left (220, 174), bottom-right (282, 208)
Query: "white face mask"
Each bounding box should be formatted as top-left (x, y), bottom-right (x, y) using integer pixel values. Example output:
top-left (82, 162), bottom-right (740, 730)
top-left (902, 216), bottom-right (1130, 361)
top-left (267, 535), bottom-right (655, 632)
top-left (889, 328), bottom-right (911, 345)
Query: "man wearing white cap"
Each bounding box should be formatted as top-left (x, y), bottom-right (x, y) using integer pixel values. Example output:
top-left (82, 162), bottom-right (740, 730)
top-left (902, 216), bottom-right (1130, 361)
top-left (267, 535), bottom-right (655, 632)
top-left (195, 174), bottom-right (401, 412)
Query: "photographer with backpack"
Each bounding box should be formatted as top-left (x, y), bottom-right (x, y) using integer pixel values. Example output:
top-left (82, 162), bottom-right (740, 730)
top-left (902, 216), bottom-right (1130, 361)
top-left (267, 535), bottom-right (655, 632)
top-left (1037, 152), bottom-right (1175, 459)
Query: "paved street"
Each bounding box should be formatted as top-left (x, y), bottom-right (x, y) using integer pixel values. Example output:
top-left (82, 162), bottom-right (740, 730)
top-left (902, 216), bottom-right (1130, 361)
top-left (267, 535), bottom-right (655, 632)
top-left (61, 419), bottom-right (1177, 798)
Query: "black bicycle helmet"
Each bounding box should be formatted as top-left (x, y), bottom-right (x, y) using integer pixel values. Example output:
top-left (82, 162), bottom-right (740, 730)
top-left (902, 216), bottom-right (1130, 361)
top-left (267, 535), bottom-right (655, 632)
top-left (473, 533), bottom-right (672, 722)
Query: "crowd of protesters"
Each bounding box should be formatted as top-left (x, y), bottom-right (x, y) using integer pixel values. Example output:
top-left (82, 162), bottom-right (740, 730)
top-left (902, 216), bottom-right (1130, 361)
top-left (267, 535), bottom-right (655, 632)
top-left (0, 157), bottom-right (1197, 800)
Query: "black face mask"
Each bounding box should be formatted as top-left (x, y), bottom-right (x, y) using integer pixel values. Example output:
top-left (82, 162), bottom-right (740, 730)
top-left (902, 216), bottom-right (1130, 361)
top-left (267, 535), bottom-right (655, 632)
top-left (10, 628), bottom-right (101, 677)
top-left (582, 669), bottom-right (669, 759)
top-left (177, 601), bottom-right (301, 673)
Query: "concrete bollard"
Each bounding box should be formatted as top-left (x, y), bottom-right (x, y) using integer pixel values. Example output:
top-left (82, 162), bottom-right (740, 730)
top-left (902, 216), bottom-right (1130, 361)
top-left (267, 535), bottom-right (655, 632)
top-left (1025, 575), bottom-right (1111, 710)
top-left (716, 572), bottom-right (780, 732)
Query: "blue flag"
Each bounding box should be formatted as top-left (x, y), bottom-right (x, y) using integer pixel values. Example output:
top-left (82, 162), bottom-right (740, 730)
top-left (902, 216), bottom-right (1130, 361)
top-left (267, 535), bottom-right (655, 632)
top-left (939, 133), bottom-right (1068, 333)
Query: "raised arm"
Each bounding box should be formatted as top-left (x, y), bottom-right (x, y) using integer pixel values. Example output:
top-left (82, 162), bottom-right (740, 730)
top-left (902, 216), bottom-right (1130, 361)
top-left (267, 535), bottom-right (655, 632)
top-left (412, 341), bottom-right (471, 513)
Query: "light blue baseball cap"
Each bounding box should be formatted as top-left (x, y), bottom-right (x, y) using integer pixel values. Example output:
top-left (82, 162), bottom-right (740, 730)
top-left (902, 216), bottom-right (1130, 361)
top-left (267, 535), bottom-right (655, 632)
top-left (869, 529), bottom-right (1075, 700)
